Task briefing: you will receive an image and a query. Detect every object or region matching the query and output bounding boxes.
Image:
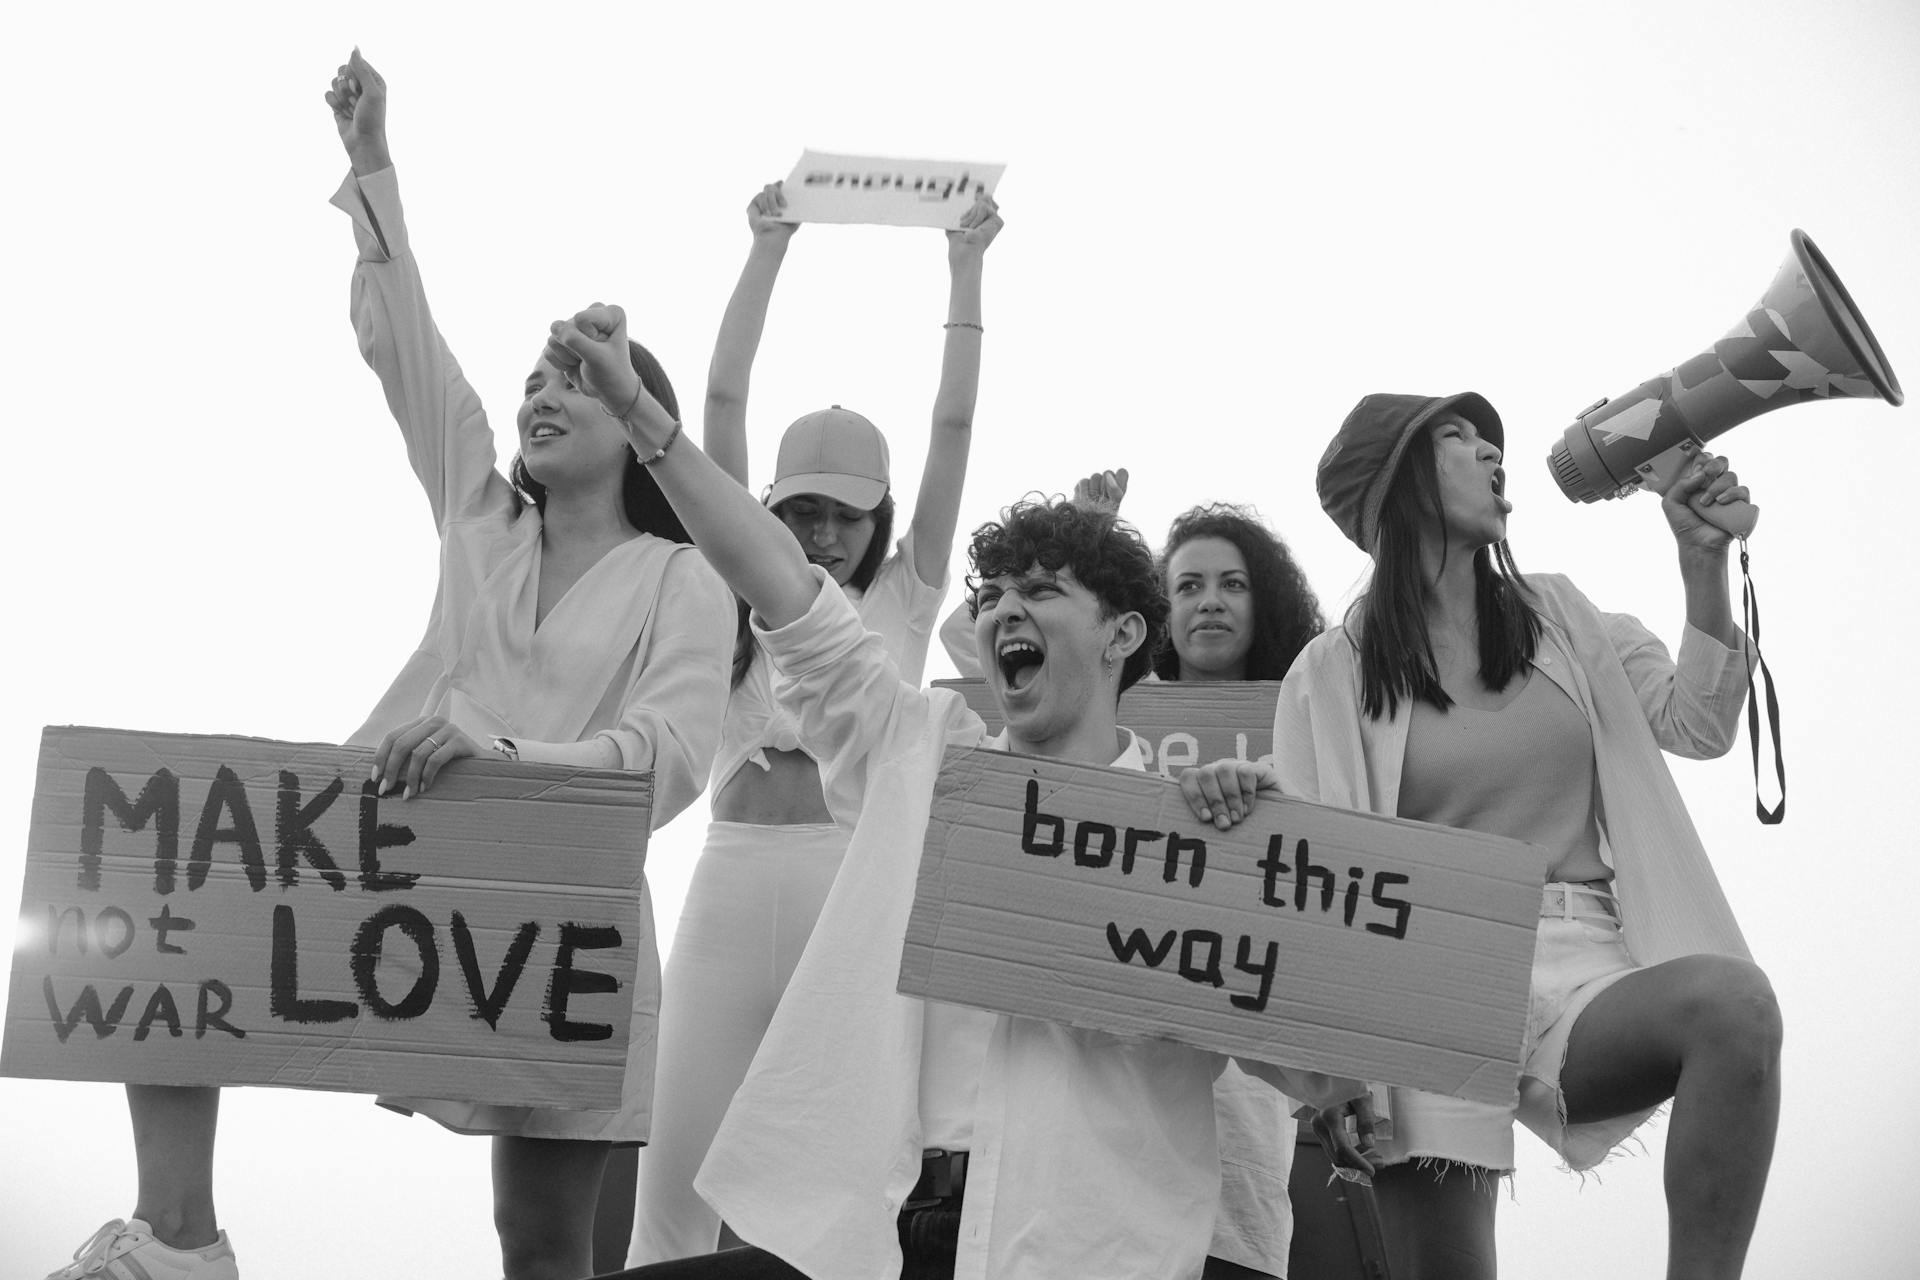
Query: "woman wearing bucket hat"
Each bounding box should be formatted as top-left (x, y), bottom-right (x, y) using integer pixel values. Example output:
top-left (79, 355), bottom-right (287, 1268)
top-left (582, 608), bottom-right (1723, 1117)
top-left (1274, 392), bottom-right (1781, 1280)
top-left (626, 179), bottom-right (1003, 1266)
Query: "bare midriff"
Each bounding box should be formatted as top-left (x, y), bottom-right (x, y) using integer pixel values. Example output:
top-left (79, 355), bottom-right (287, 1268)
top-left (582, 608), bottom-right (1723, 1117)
top-left (710, 746), bottom-right (834, 825)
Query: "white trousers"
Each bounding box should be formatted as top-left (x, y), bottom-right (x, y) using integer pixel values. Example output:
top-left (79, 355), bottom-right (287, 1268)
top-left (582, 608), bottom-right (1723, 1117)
top-left (627, 820), bottom-right (850, 1265)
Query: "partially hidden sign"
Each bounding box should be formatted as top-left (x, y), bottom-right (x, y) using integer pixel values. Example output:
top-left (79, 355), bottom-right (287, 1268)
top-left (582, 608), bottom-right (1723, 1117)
top-left (933, 678), bottom-right (1282, 778)
top-left (899, 748), bottom-right (1546, 1104)
top-left (5, 727), bottom-right (652, 1109)
top-left (780, 150), bottom-right (1005, 230)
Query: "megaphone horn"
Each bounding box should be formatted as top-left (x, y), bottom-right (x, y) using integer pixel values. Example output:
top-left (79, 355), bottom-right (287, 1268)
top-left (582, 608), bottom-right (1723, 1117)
top-left (1547, 230), bottom-right (1902, 536)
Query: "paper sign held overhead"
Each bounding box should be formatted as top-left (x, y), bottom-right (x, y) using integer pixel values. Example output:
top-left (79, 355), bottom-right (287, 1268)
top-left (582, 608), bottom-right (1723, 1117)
top-left (780, 150), bottom-right (1005, 229)
top-left (6, 727), bottom-right (653, 1110)
top-left (934, 678), bottom-right (1282, 779)
top-left (899, 748), bottom-right (1547, 1104)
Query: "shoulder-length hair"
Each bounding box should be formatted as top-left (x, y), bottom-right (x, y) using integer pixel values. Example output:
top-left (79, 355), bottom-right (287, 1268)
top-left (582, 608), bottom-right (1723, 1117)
top-left (509, 339), bottom-right (692, 545)
top-left (1153, 503), bottom-right (1325, 682)
top-left (1347, 427), bottom-right (1542, 719)
top-left (730, 491), bottom-right (896, 689)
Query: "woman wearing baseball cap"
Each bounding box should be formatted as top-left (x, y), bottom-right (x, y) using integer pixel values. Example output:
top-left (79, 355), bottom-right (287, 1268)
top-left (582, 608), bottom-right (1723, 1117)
top-left (1278, 393), bottom-right (1780, 1279)
top-left (628, 180), bottom-right (1002, 1266)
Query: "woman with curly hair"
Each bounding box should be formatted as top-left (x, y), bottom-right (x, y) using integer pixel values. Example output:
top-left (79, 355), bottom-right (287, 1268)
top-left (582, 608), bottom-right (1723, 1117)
top-left (1155, 500), bottom-right (1325, 684)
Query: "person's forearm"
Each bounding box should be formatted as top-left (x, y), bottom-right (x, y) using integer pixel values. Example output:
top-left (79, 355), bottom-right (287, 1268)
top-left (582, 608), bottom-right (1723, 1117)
top-left (933, 257), bottom-right (984, 431)
top-left (640, 424), bottom-right (817, 629)
top-left (704, 238), bottom-right (789, 483)
top-left (1678, 544), bottom-right (1737, 648)
top-left (347, 136), bottom-right (391, 179)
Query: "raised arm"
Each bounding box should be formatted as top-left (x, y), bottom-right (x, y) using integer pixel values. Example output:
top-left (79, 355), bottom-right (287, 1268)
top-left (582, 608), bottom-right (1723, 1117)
top-left (704, 182), bottom-right (799, 486)
top-left (325, 49), bottom-right (508, 528)
top-left (909, 190), bottom-right (1004, 584)
top-left (550, 305), bottom-right (818, 628)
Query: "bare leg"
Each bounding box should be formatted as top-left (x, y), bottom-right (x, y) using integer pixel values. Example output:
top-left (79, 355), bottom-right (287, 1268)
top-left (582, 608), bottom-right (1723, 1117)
top-left (493, 1135), bottom-right (611, 1280)
top-left (126, 1083), bottom-right (221, 1248)
top-left (1369, 1161), bottom-right (1498, 1280)
top-left (1560, 954), bottom-right (1782, 1280)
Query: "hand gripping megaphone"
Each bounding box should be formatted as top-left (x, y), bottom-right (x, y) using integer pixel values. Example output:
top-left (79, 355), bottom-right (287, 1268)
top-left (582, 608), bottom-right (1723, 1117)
top-left (1547, 230), bottom-right (1902, 536)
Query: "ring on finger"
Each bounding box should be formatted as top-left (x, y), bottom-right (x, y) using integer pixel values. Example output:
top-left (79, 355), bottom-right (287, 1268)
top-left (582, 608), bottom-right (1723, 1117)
top-left (425, 736), bottom-right (442, 751)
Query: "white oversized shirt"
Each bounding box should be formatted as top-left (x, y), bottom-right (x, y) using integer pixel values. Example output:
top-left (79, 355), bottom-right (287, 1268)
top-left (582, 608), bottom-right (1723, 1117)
top-left (695, 571), bottom-right (1359, 1279)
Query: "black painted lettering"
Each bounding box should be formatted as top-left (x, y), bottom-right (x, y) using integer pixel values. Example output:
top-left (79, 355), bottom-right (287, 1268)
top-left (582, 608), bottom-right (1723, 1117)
top-left (804, 170), bottom-right (832, 186)
top-left (188, 766), bottom-right (266, 892)
top-left (1073, 821), bottom-right (1117, 869)
top-left (276, 771), bottom-right (347, 891)
top-left (195, 979), bottom-right (245, 1039)
top-left (1258, 835), bottom-right (1290, 908)
top-left (42, 977), bottom-right (133, 1042)
top-left (269, 904), bottom-right (357, 1024)
top-left (133, 984), bottom-right (183, 1041)
top-left (1293, 838), bottom-right (1335, 913)
top-left (1230, 937), bottom-right (1279, 1012)
top-left (149, 905), bottom-right (194, 954)
top-left (81, 766), bottom-right (178, 893)
top-left (350, 905), bottom-right (440, 1020)
top-left (1105, 922), bottom-right (1176, 967)
top-left (451, 912), bottom-right (539, 1031)
top-left (94, 906), bottom-right (135, 959)
top-left (1121, 827), bottom-right (1164, 875)
top-left (1366, 872), bottom-right (1413, 939)
top-left (1179, 929), bottom-right (1225, 987)
top-left (1344, 867), bottom-right (1364, 926)
top-left (1164, 833), bottom-right (1207, 888)
top-left (545, 923), bottom-right (622, 1043)
top-left (46, 906), bottom-right (87, 955)
top-left (1021, 780), bottom-right (1064, 857)
top-left (357, 781), bottom-right (418, 891)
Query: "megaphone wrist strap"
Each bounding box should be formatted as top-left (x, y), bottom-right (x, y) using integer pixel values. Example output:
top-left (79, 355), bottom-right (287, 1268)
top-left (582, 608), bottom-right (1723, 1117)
top-left (1739, 537), bottom-right (1787, 824)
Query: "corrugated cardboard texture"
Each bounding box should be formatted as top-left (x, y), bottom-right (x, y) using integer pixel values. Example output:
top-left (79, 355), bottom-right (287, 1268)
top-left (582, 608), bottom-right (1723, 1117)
top-left (6, 727), bottom-right (652, 1109)
top-left (900, 748), bottom-right (1546, 1104)
top-left (933, 678), bottom-right (1283, 777)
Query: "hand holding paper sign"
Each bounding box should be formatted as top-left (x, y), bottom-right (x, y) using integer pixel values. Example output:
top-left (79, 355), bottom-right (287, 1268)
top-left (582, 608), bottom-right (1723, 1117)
top-left (325, 47), bottom-right (390, 176)
top-left (945, 189), bottom-right (1003, 267)
top-left (746, 180), bottom-right (798, 245)
top-left (1179, 758), bottom-right (1280, 831)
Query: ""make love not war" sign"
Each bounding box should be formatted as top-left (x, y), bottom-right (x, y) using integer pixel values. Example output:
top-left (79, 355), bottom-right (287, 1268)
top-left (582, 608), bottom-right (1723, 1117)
top-left (899, 748), bottom-right (1547, 1104)
top-left (5, 727), bottom-right (652, 1110)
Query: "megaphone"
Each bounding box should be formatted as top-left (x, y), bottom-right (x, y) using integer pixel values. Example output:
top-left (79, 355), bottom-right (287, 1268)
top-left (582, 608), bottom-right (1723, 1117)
top-left (1547, 230), bottom-right (1902, 536)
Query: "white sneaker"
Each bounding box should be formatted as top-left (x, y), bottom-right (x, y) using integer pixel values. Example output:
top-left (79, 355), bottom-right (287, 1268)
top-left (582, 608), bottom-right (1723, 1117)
top-left (46, 1219), bottom-right (239, 1280)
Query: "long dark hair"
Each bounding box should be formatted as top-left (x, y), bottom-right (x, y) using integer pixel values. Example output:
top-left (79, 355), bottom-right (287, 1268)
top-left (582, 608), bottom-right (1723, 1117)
top-left (730, 491), bottom-right (896, 689)
top-left (1348, 426), bottom-right (1542, 719)
top-left (1153, 504), bottom-right (1324, 682)
top-left (509, 339), bottom-right (692, 545)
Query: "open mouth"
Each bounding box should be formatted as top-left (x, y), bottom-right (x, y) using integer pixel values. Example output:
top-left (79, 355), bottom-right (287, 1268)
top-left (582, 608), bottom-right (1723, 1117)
top-left (1492, 468), bottom-right (1512, 513)
top-left (530, 423), bottom-right (565, 441)
top-left (997, 639), bottom-right (1045, 693)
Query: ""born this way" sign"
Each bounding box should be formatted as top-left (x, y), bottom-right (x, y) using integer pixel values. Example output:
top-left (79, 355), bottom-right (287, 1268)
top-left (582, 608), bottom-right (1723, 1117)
top-left (899, 748), bottom-right (1547, 1104)
top-left (5, 727), bottom-right (652, 1110)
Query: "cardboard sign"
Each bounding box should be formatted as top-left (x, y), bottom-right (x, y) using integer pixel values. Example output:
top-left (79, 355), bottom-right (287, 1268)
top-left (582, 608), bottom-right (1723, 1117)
top-left (5, 727), bottom-right (652, 1109)
top-left (780, 149), bottom-right (1005, 229)
top-left (933, 678), bottom-right (1283, 778)
top-left (899, 748), bottom-right (1546, 1104)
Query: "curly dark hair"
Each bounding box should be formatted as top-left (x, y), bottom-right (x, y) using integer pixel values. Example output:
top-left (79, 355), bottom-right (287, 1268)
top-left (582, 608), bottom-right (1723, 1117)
top-left (965, 497), bottom-right (1168, 693)
top-left (1154, 504), bottom-right (1325, 682)
top-left (509, 339), bottom-right (693, 545)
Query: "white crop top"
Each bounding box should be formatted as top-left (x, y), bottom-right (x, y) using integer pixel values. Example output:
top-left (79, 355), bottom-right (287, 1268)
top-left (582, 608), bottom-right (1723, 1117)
top-left (710, 531), bottom-right (949, 798)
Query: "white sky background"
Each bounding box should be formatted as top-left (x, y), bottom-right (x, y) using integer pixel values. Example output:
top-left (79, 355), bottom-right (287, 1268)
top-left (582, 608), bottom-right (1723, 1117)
top-left (4, 2), bottom-right (1917, 1275)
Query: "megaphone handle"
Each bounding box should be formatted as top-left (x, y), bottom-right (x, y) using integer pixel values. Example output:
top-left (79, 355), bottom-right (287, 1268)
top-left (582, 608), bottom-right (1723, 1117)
top-left (1688, 491), bottom-right (1760, 538)
top-left (1639, 441), bottom-right (1761, 537)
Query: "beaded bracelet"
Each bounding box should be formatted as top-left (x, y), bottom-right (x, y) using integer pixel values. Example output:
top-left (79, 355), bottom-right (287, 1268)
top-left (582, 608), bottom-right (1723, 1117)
top-left (635, 418), bottom-right (683, 465)
top-left (943, 320), bottom-right (984, 332)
